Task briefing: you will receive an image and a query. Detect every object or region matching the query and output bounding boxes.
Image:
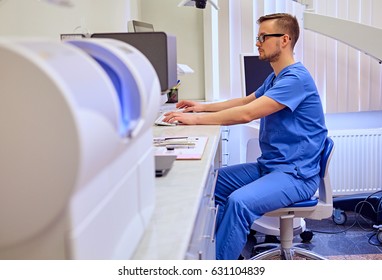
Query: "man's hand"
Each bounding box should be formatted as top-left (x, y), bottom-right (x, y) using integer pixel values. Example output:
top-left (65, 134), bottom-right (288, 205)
top-left (176, 100), bottom-right (205, 112)
top-left (162, 111), bottom-right (200, 125)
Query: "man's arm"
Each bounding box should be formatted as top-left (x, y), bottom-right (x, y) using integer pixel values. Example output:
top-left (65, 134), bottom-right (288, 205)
top-left (176, 94), bottom-right (256, 112)
top-left (165, 95), bottom-right (285, 125)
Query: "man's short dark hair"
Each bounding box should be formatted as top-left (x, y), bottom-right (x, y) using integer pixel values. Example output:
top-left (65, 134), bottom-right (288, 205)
top-left (257, 13), bottom-right (300, 49)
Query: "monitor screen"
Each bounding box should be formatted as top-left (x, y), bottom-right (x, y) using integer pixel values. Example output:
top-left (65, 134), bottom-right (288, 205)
top-left (91, 32), bottom-right (177, 93)
top-left (132, 20), bottom-right (155, 32)
top-left (240, 54), bottom-right (273, 96)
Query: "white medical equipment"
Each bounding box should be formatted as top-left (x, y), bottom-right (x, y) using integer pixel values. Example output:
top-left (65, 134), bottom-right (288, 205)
top-left (0, 37), bottom-right (160, 259)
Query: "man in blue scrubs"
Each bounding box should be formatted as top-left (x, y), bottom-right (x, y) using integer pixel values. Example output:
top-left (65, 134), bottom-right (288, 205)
top-left (163, 13), bottom-right (327, 260)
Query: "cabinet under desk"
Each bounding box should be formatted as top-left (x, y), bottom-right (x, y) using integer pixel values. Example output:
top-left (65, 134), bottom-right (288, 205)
top-left (132, 124), bottom-right (222, 260)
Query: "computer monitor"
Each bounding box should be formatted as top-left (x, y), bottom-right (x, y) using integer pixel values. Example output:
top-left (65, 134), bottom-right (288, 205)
top-left (240, 53), bottom-right (273, 96)
top-left (92, 32), bottom-right (177, 93)
top-left (132, 20), bottom-right (155, 32)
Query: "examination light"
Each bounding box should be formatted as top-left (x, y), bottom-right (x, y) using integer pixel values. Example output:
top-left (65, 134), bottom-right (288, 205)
top-left (178, 0), bottom-right (219, 10)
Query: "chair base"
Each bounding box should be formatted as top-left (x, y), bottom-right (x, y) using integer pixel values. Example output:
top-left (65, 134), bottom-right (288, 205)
top-left (251, 216), bottom-right (306, 237)
top-left (250, 244), bottom-right (326, 260)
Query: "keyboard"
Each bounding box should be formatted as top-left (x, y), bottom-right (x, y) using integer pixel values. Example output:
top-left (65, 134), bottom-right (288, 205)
top-left (154, 112), bottom-right (178, 126)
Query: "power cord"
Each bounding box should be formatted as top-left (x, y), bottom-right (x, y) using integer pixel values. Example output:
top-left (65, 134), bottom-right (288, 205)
top-left (310, 190), bottom-right (382, 247)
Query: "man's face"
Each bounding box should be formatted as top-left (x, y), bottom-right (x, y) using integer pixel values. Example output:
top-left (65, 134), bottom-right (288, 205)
top-left (256, 20), bottom-right (282, 63)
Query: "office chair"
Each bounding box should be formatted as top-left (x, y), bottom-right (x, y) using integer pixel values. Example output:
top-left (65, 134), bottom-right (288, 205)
top-left (250, 137), bottom-right (335, 260)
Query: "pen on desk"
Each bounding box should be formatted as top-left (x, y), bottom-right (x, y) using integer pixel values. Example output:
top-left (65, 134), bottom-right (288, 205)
top-left (154, 141), bottom-right (195, 147)
top-left (166, 145), bottom-right (194, 150)
top-left (164, 136), bottom-right (188, 140)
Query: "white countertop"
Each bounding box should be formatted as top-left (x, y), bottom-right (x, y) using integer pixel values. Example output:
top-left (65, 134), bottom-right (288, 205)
top-left (132, 124), bottom-right (221, 259)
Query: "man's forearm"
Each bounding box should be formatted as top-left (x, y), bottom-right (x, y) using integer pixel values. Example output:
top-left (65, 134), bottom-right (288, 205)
top-left (202, 98), bottom-right (247, 112)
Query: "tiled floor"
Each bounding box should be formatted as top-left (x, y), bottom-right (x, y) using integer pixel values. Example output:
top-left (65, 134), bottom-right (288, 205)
top-left (242, 211), bottom-right (382, 260)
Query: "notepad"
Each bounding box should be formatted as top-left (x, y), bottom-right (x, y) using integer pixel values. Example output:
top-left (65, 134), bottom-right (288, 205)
top-left (153, 136), bottom-right (208, 160)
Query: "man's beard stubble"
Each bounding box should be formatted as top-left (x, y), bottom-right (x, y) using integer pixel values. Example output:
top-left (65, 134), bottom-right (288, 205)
top-left (259, 42), bottom-right (281, 63)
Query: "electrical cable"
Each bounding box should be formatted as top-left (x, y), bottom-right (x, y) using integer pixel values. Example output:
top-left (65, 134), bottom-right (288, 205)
top-left (310, 190), bottom-right (382, 241)
top-left (310, 218), bottom-right (357, 234)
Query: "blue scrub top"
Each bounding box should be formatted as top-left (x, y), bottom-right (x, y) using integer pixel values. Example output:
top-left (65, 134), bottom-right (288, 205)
top-left (255, 62), bottom-right (327, 179)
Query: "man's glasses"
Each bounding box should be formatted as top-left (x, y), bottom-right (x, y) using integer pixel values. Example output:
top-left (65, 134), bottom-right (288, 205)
top-left (256, 33), bottom-right (286, 43)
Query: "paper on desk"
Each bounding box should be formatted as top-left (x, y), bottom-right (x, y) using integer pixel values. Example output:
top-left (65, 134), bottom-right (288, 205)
top-left (177, 63), bottom-right (194, 75)
top-left (153, 136), bottom-right (208, 159)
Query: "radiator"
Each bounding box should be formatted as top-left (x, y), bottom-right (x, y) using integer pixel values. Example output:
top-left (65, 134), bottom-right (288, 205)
top-left (328, 128), bottom-right (382, 196)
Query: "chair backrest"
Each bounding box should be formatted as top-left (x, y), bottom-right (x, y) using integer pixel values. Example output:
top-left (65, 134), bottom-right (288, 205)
top-left (319, 137), bottom-right (335, 178)
top-left (314, 137), bottom-right (335, 219)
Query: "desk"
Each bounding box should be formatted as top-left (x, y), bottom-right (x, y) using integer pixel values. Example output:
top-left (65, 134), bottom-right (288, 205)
top-left (132, 124), bottom-right (222, 259)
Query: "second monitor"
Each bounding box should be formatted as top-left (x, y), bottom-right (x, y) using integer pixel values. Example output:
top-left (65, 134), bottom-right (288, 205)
top-left (240, 53), bottom-right (273, 96)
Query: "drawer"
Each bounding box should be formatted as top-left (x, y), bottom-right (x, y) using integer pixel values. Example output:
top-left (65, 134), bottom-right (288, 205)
top-left (186, 167), bottom-right (219, 260)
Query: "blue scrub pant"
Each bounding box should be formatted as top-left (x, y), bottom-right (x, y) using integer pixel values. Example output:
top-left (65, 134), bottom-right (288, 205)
top-left (214, 162), bottom-right (320, 260)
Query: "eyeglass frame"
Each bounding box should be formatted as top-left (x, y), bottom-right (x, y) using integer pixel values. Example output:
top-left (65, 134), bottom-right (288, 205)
top-left (256, 33), bottom-right (288, 43)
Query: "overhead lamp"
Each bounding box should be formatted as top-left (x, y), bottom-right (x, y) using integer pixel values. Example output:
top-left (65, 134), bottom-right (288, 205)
top-left (292, 0), bottom-right (314, 11)
top-left (178, 0), bottom-right (219, 10)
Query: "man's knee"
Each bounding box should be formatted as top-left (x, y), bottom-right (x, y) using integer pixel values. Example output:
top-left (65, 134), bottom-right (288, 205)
top-left (226, 191), bottom-right (245, 209)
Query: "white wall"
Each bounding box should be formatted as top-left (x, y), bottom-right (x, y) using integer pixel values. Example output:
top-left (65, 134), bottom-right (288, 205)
top-left (139, 0), bottom-right (205, 101)
top-left (0, 0), bottom-right (139, 38)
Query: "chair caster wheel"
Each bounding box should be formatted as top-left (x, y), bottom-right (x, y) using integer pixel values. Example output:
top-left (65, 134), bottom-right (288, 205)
top-left (264, 235), bottom-right (280, 243)
top-left (300, 230), bottom-right (314, 242)
top-left (377, 230), bottom-right (382, 244)
top-left (332, 210), bottom-right (347, 225)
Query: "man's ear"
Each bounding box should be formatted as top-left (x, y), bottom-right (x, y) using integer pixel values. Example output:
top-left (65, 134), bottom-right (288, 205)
top-left (283, 35), bottom-right (291, 44)
top-left (281, 34), bottom-right (292, 49)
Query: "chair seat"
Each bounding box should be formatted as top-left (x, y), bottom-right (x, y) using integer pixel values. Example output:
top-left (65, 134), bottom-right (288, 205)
top-left (266, 197), bottom-right (319, 218)
top-left (288, 197), bottom-right (318, 208)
